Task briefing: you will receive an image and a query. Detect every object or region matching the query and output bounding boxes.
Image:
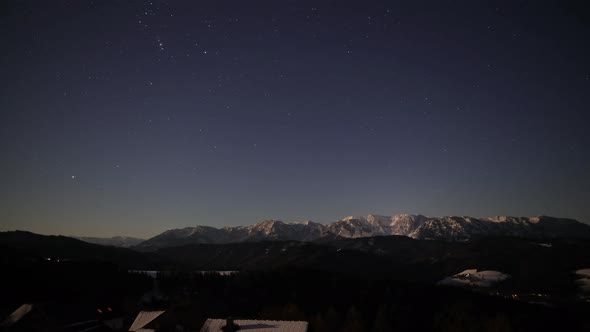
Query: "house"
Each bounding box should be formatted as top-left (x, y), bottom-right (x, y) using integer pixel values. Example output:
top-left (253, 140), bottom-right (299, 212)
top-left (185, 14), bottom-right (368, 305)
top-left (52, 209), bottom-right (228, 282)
top-left (59, 320), bottom-right (113, 332)
top-left (97, 306), bottom-right (125, 330)
top-left (128, 310), bottom-right (166, 332)
top-left (54, 305), bottom-right (125, 332)
top-left (2, 303), bottom-right (126, 332)
top-left (0, 303), bottom-right (53, 331)
top-left (1, 304), bottom-right (34, 328)
top-left (200, 318), bottom-right (308, 332)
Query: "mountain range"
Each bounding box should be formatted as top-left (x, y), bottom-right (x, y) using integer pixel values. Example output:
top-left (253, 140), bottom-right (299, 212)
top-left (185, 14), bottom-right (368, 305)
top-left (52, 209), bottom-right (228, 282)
top-left (136, 214), bottom-right (590, 249)
top-left (73, 236), bottom-right (144, 247)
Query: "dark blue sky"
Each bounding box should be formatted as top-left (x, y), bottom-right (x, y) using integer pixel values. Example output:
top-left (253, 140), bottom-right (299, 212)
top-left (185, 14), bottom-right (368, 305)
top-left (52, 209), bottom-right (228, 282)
top-left (1, 1), bottom-right (589, 238)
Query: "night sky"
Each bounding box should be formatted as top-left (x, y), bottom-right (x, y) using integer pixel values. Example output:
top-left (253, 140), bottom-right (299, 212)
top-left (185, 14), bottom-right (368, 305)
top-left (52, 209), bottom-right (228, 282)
top-left (1, 1), bottom-right (589, 238)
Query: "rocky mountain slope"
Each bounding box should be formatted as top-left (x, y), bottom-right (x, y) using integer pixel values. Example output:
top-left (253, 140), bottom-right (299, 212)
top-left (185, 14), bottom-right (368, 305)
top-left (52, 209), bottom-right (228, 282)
top-left (137, 214), bottom-right (590, 248)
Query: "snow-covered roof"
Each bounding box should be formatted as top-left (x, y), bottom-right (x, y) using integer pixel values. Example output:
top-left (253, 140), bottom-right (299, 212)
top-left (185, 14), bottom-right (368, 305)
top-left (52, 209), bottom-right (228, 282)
top-left (576, 268), bottom-right (590, 293)
top-left (576, 269), bottom-right (590, 278)
top-left (129, 311), bottom-right (165, 331)
top-left (1, 304), bottom-right (33, 327)
top-left (200, 319), bottom-right (308, 332)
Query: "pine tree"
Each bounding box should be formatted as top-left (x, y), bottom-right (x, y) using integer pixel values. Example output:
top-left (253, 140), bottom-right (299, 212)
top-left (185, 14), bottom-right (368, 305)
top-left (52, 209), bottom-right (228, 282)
top-left (483, 313), bottom-right (512, 332)
top-left (324, 305), bottom-right (341, 331)
top-left (372, 304), bottom-right (393, 332)
top-left (310, 312), bottom-right (329, 332)
top-left (281, 302), bottom-right (306, 321)
top-left (341, 305), bottom-right (364, 332)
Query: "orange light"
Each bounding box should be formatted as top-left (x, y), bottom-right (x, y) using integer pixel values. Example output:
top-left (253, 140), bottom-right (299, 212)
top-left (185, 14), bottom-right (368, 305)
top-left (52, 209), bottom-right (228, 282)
top-left (107, 307), bottom-right (112, 312)
top-left (97, 309), bottom-right (103, 314)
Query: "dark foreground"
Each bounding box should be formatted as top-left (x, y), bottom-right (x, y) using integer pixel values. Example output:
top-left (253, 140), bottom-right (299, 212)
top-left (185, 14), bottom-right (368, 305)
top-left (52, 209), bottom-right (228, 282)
top-left (1, 231), bottom-right (590, 331)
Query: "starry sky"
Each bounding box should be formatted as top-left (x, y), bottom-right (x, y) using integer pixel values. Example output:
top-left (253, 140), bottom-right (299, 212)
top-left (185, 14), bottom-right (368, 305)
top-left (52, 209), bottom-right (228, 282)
top-left (1, 1), bottom-right (589, 238)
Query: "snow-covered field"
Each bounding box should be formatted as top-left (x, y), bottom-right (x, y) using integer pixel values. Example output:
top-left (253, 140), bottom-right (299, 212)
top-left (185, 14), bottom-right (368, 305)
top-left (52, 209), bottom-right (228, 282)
top-left (196, 270), bottom-right (238, 276)
top-left (437, 269), bottom-right (510, 288)
top-left (129, 270), bottom-right (238, 278)
top-left (575, 269), bottom-right (590, 293)
top-left (129, 270), bottom-right (159, 278)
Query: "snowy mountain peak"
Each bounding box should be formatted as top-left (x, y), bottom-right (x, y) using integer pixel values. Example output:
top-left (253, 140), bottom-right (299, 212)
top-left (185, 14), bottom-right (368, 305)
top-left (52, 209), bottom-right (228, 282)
top-left (366, 214), bottom-right (393, 226)
top-left (137, 214), bottom-right (590, 248)
top-left (289, 220), bottom-right (319, 226)
top-left (249, 220), bottom-right (286, 235)
top-left (341, 215), bottom-right (364, 222)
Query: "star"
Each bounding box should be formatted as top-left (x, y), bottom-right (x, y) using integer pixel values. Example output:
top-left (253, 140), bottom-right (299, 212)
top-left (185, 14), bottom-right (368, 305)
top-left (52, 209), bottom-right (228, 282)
top-left (4, 0), bottom-right (587, 244)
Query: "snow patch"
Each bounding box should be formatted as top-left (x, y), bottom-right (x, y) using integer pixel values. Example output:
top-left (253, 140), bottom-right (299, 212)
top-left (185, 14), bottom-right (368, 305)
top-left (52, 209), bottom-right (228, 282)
top-left (575, 269), bottom-right (590, 294)
top-left (438, 269), bottom-right (510, 288)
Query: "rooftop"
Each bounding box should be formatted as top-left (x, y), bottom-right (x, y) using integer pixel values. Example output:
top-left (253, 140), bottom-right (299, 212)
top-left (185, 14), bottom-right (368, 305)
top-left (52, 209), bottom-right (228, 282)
top-left (200, 319), bottom-right (308, 332)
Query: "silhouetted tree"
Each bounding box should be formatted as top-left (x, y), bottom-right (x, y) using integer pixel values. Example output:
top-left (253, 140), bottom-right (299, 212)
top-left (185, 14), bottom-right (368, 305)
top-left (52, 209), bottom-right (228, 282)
top-left (433, 301), bottom-right (476, 332)
top-left (324, 305), bottom-right (341, 331)
top-left (483, 313), bottom-right (512, 332)
top-left (342, 305), bottom-right (364, 332)
top-left (372, 304), bottom-right (393, 332)
top-left (281, 302), bottom-right (306, 321)
top-left (310, 312), bottom-right (329, 332)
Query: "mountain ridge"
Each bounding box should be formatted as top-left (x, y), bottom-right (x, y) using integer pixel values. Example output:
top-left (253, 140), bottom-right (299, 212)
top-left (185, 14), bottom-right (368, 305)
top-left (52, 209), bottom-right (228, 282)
top-left (137, 214), bottom-right (590, 249)
top-left (73, 236), bottom-right (145, 247)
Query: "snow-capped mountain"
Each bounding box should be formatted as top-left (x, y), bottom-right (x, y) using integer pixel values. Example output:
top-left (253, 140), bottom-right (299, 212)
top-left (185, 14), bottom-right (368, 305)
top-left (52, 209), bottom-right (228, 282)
top-left (75, 236), bottom-right (145, 247)
top-left (136, 214), bottom-right (590, 248)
